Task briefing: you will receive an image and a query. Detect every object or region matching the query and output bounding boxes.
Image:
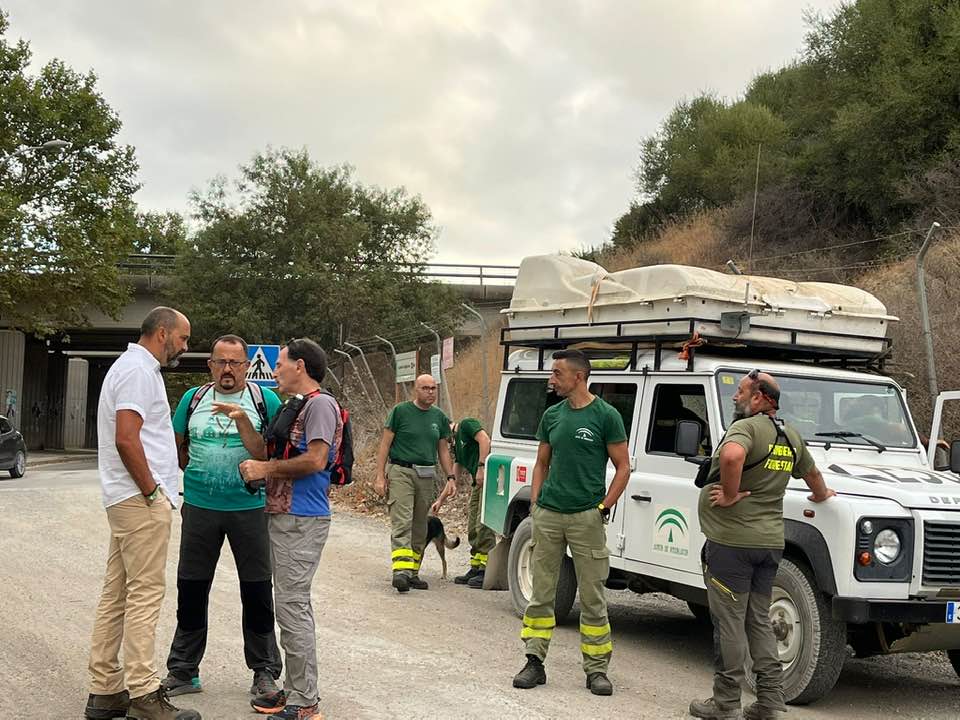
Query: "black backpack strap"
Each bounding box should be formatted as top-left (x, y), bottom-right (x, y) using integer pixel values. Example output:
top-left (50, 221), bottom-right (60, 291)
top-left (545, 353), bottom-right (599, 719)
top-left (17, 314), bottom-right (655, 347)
top-left (246, 383), bottom-right (269, 430)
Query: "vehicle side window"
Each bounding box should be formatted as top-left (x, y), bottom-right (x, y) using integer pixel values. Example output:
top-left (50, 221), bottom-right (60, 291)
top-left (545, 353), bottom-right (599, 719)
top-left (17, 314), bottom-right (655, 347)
top-left (646, 384), bottom-right (712, 456)
top-left (500, 379), bottom-right (561, 440)
top-left (0, 418), bottom-right (10, 434)
top-left (590, 383), bottom-right (637, 440)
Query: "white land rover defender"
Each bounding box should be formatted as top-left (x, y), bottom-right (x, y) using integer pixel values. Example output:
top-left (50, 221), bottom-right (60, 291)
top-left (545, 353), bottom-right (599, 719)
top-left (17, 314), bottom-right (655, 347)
top-left (481, 255), bottom-right (960, 705)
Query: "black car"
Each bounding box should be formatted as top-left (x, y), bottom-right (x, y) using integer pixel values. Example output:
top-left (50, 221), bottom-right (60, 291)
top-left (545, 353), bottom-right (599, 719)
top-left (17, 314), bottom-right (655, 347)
top-left (0, 415), bottom-right (26, 478)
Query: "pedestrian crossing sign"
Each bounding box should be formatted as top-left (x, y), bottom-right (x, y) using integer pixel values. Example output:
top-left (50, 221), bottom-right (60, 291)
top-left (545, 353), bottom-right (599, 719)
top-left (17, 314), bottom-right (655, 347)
top-left (246, 344), bottom-right (280, 387)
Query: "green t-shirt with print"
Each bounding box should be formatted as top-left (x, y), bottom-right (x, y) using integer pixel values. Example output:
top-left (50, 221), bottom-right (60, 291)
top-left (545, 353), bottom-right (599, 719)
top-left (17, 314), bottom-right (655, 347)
top-left (455, 417), bottom-right (484, 477)
top-left (173, 384), bottom-right (282, 511)
top-left (535, 396), bottom-right (627, 514)
top-left (697, 413), bottom-right (816, 549)
top-left (385, 401), bottom-right (451, 465)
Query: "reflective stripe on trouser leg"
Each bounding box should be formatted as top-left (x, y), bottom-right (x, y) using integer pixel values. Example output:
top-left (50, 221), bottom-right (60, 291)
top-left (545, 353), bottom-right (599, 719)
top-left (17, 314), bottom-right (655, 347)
top-left (467, 479), bottom-right (496, 567)
top-left (391, 548), bottom-right (418, 572)
top-left (470, 552), bottom-right (489, 568)
top-left (580, 621), bottom-right (613, 663)
top-left (388, 465), bottom-right (417, 577)
top-left (521, 504), bottom-right (567, 661)
top-left (566, 506), bottom-right (612, 674)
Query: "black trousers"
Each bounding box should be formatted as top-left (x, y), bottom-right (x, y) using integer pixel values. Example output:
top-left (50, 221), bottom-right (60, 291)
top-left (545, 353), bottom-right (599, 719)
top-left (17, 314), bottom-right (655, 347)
top-left (166, 503), bottom-right (281, 680)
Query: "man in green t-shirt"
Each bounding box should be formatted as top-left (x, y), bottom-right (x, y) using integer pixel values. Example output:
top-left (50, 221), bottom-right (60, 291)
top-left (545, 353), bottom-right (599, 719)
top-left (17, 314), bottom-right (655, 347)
top-left (161, 335), bottom-right (283, 701)
top-left (512, 349), bottom-right (630, 697)
top-left (690, 370), bottom-right (835, 720)
top-left (375, 374), bottom-right (455, 593)
top-left (431, 417), bottom-right (495, 588)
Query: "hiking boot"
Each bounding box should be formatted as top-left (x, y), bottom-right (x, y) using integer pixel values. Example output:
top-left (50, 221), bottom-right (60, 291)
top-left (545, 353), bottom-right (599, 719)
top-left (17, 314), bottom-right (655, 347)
top-left (454, 567), bottom-right (482, 585)
top-left (512, 655), bottom-right (546, 689)
top-left (161, 674), bottom-right (201, 696)
top-left (127, 689), bottom-right (201, 720)
top-left (251, 690), bottom-right (286, 714)
top-left (467, 570), bottom-right (486, 589)
top-left (586, 672), bottom-right (613, 696)
top-left (743, 702), bottom-right (785, 719)
top-left (688, 697), bottom-right (741, 719)
top-left (273, 703), bottom-right (323, 720)
top-left (408, 576), bottom-right (429, 590)
top-left (250, 669), bottom-right (280, 696)
top-left (392, 574), bottom-right (410, 593)
top-left (84, 690), bottom-right (130, 720)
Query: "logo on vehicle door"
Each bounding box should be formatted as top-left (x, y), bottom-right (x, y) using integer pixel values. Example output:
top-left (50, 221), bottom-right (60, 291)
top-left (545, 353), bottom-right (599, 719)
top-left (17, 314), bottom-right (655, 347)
top-left (653, 506), bottom-right (690, 557)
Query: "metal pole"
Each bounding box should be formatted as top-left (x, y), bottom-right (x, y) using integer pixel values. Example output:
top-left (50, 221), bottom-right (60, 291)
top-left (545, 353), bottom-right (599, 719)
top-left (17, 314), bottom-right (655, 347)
top-left (325, 367), bottom-right (342, 390)
top-left (344, 342), bottom-right (388, 412)
top-left (420, 322), bottom-right (455, 418)
top-left (748, 143), bottom-right (761, 274)
top-left (916, 221), bottom-right (942, 408)
top-left (461, 302), bottom-right (490, 427)
top-left (375, 334), bottom-right (409, 400)
top-left (333, 348), bottom-right (372, 404)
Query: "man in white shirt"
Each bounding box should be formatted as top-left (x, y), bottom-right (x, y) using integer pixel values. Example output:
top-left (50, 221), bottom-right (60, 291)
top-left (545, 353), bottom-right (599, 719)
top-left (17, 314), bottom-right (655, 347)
top-left (85, 307), bottom-right (202, 720)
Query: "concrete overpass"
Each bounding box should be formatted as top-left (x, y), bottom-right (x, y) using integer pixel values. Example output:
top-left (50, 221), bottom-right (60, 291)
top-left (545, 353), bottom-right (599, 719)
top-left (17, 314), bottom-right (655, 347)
top-left (0, 255), bottom-right (517, 451)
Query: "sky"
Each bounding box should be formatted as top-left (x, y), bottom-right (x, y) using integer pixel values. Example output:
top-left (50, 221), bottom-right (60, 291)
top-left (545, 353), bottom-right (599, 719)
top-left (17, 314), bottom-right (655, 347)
top-left (5, 1), bottom-right (842, 265)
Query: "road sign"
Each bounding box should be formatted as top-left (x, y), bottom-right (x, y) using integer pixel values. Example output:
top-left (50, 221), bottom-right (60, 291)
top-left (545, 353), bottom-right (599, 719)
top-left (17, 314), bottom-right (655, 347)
top-left (395, 350), bottom-right (417, 383)
top-left (442, 336), bottom-right (454, 370)
top-left (431, 353), bottom-right (441, 384)
top-left (246, 344), bottom-right (279, 387)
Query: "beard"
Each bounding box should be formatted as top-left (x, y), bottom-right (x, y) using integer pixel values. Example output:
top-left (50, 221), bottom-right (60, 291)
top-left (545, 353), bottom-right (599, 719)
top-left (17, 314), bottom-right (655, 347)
top-left (732, 400), bottom-right (753, 421)
top-left (164, 339), bottom-right (183, 368)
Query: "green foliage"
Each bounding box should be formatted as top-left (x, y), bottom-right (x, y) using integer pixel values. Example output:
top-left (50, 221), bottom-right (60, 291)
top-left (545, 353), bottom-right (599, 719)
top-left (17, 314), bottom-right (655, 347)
top-left (167, 147), bottom-right (463, 350)
top-left (0, 12), bottom-right (139, 335)
top-left (132, 211), bottom-right (186, 255)
top-left (610, 199), bottom-right (668, 249)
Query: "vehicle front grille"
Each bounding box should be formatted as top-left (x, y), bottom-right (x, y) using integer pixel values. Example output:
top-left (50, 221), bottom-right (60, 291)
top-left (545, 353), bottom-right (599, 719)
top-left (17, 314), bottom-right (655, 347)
top-left (923, 522), bottom-right (960, 586)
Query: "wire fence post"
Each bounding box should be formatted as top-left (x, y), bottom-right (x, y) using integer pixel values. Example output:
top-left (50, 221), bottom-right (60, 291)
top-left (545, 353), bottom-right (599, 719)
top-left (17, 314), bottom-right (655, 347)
top-left (916, 221), bottom-right (942, 410)
top-left (344, 341), bottom-right (388, 413)
top-left (461, 302), bottom-right (490, 427)
top-left (420, 321), bottom-right (454, 419)
top-left (375, 334), bottom-right (407, 402)
top-left (333, 348), bottom-right (372, 405)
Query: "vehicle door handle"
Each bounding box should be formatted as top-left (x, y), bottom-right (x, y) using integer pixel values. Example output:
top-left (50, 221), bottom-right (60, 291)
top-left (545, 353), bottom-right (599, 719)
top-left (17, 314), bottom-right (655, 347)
top-left (631, 494), bottom-right (652, 502)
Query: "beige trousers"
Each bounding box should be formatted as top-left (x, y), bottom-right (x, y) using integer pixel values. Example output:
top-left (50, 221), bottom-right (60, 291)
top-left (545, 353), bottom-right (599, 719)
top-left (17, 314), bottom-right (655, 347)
top-left (88, 492), bottom-right (173, 698)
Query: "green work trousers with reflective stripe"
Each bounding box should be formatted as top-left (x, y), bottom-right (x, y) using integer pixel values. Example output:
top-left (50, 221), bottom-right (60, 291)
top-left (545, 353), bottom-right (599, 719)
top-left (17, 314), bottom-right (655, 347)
top-left (521, 504), bottom-right (612, 674)
top-left (467, 479), bottom-right (495, 568)
top-left (387, 464), bottom-right (434, 578)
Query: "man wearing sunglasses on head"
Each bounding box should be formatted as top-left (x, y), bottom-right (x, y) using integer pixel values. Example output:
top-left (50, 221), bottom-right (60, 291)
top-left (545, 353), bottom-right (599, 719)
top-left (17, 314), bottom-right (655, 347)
top-left (161, 335), bottom-right (283, 702)
top-left (690, 370), bottom-right (835, 720)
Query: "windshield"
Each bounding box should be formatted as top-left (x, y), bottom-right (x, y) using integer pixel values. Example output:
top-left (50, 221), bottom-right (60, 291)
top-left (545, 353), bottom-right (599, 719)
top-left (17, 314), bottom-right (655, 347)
top-left (715, 370), bottom-right (916, 449)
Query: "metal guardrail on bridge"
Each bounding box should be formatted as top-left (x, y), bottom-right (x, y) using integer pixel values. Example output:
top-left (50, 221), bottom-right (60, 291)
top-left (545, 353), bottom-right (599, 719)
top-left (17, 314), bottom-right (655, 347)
top-left (118, 254), bottom-right (518, 286)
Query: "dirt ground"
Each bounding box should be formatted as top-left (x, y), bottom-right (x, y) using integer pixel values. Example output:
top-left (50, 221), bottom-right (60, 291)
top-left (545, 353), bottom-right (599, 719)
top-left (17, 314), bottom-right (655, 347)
top-left (1, 460), bottom-right (958, 720)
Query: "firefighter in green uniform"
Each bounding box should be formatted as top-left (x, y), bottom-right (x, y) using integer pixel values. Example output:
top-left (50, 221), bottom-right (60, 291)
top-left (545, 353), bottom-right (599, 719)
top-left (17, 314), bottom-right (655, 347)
top-left (512, 349), bottom-right (631, 697)
top-left (432, 417), bottom-right (495, 588)
top-left (374, 374), bottom-right (456, 593)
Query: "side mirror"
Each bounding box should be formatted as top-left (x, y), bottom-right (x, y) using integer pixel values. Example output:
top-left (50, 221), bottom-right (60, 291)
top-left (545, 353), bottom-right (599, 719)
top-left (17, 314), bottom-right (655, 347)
top-left (951, 440), bottom-right (960, 475)
top-left (675, 420), bottom-right (702, 457)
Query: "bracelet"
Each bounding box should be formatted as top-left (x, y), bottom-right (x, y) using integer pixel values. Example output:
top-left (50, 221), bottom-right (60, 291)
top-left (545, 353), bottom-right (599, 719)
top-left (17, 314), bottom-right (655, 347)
top-left (144, 484), bottom-right (160, 502)
top-left (446, 474), bottom-right (456, 481)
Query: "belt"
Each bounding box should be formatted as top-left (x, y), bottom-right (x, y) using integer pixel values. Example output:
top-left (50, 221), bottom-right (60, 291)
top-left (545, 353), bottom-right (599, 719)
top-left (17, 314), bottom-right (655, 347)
top-left (389, 458), bottom-right (434, 468)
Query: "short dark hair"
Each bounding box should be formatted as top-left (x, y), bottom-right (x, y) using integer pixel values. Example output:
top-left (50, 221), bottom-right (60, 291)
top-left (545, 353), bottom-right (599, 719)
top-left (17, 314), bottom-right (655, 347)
top-left (211, 334), bottom-right (248, 356)
top-left (552, 348), bottom-right (591, 378)
top-left (286, 338), bottom-right (327, 383)
top-left (140, 307), bottom-right (180, 337)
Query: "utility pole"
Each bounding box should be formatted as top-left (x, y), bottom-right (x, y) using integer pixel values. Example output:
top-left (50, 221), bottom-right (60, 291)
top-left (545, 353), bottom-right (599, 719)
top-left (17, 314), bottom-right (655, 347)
top-left (916, 222), bottom-right (942, 408)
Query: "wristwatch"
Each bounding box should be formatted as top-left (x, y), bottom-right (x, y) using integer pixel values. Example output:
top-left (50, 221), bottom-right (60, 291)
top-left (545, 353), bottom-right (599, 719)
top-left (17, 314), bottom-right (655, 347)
top-left (598, 502), bottom-right (611, 523)
top-left (144, 484), bottom-right (161, 505)
top-left (446, 474), bottom-right (456, 482)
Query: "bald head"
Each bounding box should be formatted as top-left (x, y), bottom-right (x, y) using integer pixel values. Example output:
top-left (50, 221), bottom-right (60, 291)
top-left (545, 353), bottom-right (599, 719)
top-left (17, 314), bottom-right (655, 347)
top-left (139, 306), bottom-right (190, 368)
top-left (733, 370), bottom-right (780, 421)
top-left (413, 374), bottom-right (439, 409)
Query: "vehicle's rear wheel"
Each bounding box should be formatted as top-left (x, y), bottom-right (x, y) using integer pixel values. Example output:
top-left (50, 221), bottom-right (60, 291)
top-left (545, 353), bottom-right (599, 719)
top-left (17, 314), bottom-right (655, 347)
top-left (745, 557), bottom-right (847, 705)
top-left (507, 515), bottom-right (577, 624)
top-left (947, 649), bottom-right (960, 678)
top-left (9, 450), bottom-right (25, 478)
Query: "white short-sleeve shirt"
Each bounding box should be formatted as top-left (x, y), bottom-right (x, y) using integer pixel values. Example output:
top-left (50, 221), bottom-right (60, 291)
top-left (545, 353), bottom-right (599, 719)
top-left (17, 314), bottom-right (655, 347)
top-left (97, 343), bottom-right (180, 508)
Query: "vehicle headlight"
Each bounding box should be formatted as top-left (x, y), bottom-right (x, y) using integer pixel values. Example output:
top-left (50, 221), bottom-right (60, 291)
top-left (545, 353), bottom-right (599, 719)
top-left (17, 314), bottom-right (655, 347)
top-left (874, 529), bottom-right (902, 565)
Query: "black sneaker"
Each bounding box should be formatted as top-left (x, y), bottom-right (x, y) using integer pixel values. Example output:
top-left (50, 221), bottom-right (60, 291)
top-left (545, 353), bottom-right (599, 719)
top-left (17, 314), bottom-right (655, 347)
top-left (408, 576), bottom-right (429, 590)
top-left (84, 690), bottom-right (130, 720)
top-left (512, 655), bottom-right (546, 689)
top-left (467, 570), bottom-right (486, 589)
top-left (251, 690), bottom-right (286, 714)
top-left (392, 574), bottom-right (410, 593)
top-left (454, 567), bottom-right (481, 585)
top-left (250, 669), bottom-right (280, 696)
top-left (161, 674), bottom-right (201, 697)
top-left (586, 672), bottom-right (613, 696)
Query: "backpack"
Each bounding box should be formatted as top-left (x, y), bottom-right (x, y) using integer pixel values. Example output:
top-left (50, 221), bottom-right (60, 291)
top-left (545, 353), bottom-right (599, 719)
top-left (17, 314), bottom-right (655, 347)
top-left (693, 415), bottom-right (797, 488)
top-left (185, 382), bottom-right (270, 432)
top-left (264, 389), bottom-right (354, 486)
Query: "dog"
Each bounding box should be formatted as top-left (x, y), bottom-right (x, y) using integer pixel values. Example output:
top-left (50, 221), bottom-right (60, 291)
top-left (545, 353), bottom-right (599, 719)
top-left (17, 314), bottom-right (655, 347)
top-left (424, 515), bottom-right (461, 579)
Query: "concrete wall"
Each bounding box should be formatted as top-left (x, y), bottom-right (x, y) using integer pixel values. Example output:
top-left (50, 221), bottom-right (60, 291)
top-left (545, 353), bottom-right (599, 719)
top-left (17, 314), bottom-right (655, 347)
top-left (0, 330), bottom-right (25, 429)
top-left (63, 358), bottom-right (89, 449)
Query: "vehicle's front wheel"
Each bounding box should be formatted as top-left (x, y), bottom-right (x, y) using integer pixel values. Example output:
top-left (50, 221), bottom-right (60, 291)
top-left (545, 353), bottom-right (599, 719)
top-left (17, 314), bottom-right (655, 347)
top-left (746, 557), bottom-right (847, 705)
top-left (947, 649), bottom-right (960, 679)
top-left (9, 451), bottom-right (25, 478)
top-left (507, 515), bottom-right (577, 624)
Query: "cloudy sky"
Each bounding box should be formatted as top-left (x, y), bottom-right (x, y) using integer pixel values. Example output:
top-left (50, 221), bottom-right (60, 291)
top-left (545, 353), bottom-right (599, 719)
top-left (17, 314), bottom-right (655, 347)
top-left (6, 1), bottom-right (840, 265)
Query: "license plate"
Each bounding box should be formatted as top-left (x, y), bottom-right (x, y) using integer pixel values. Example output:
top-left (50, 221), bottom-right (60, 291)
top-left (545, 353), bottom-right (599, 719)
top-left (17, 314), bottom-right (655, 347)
top-left (948, 602), bottom-right (960, 624)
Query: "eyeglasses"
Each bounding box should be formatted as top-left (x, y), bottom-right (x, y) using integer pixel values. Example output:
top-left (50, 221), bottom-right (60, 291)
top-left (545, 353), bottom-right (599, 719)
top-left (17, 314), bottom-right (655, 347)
top-left (209, 359), bottom-right (248, 369)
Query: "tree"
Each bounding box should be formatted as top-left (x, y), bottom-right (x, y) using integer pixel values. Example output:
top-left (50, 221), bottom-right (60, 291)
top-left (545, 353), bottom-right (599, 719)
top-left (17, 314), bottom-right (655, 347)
top-left (0, 12), bottom-right (140, 335)
top-left (131, 211), bottom-right (186, 255)
top-left (168, 147), bottom-right (463, 350)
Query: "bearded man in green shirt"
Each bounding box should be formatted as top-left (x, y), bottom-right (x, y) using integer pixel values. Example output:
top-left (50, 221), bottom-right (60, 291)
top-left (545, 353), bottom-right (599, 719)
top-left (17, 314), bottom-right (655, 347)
top-left (375, 374), bottom-right (456, 593)
top-left (690, 370), bottom-right (835, 720)
top-left (512, 349), bottom-right (631, 697)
